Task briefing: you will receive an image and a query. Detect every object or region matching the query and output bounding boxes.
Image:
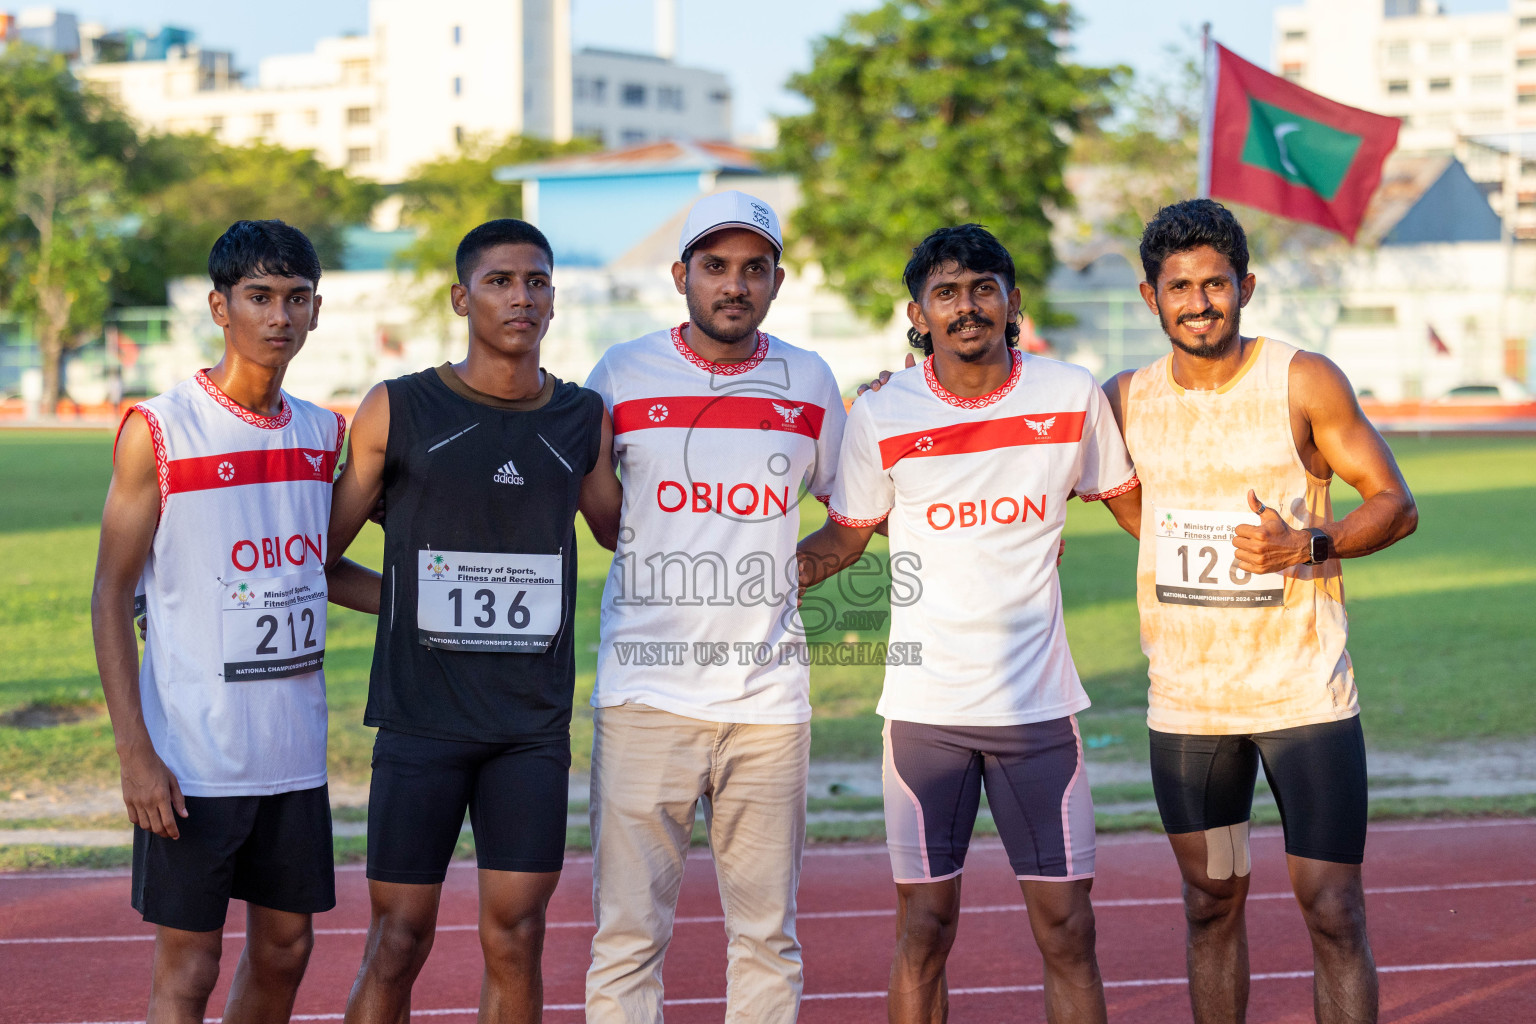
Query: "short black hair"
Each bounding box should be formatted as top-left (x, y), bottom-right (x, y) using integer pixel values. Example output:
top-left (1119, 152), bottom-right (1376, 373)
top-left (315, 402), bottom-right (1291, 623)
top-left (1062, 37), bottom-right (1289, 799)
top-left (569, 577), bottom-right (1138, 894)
top-left (1139, 199), bottom-right (1250, 285)
top-left (902, 224), bottom-right (1019, 355)
top-left (456, 219), bottom-right (553, 283)
top-left (208, 220), bottom-right (321, 294)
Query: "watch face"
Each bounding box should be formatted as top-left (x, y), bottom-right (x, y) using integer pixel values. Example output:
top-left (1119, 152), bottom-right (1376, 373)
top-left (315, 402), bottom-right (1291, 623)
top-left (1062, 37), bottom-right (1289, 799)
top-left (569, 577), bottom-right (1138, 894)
top-left (1310, 531), bottom-right (1328, 563)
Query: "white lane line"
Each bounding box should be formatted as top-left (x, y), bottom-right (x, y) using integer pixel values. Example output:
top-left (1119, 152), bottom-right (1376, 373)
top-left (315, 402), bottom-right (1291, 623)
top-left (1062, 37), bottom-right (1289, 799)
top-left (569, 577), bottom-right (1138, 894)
top-left (7, 817), bottom-right (1533, 883)
top-left (6, 877), bottom-right (1533, 947)
top-left (32, 958), bottom-right (1536, 1022)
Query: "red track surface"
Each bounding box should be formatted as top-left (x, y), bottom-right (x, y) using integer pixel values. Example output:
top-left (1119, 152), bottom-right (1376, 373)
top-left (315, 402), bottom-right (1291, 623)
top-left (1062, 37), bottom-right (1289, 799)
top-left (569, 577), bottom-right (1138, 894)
top-left (4, 819), bottom-right (1534, 1023)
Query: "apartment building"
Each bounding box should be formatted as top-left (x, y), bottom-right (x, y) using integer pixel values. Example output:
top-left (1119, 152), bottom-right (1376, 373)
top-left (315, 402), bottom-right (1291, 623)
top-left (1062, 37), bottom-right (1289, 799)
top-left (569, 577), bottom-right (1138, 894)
top-left (1274, 0), bottom-right (1536, 235)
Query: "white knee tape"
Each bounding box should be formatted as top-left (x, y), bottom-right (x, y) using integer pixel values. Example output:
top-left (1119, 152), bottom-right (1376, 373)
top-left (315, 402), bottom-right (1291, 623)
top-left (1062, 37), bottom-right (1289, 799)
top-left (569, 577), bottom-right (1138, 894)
top-left (1203, 822), bottom-right (1251, 881)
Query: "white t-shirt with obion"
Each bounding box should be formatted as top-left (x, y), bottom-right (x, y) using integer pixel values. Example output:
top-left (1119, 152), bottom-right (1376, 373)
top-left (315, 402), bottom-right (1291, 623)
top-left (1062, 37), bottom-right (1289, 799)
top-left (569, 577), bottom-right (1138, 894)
top-left (829, 350), bottom-right (1137, 727)
top-left (586, 324), bottom-right (846, 724)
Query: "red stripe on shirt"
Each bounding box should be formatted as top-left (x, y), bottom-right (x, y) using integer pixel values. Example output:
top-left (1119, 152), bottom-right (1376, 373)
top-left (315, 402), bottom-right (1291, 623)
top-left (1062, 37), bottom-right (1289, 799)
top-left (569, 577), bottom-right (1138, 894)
top-left (166, 448), bottom-right (338, 495)
top-left (613, 395), bottom-right (825, 439)
top-left (878, 411), bottom-right (1087, 470)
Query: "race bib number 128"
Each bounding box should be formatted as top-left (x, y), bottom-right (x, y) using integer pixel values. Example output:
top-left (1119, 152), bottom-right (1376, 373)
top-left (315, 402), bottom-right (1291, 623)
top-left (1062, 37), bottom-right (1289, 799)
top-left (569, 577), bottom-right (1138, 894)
top-left (1153, 508), bottom-right (1283, 608)
top-left (221, 570), bottom-right (327, 680)
top-left (417, 550), bottom-right (563, 653)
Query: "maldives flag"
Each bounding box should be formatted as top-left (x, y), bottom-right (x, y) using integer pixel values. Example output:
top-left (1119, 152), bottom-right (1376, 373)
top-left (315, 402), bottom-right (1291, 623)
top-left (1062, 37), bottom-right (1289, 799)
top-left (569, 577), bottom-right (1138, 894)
top-left (1200, 40), bottom-right (1399, 242)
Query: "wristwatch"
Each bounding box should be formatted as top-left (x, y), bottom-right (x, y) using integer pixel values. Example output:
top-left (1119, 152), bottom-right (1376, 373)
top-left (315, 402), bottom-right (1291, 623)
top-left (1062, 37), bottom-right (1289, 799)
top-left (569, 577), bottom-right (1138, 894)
top-left (1305, 527), bottom-right (1331, 565)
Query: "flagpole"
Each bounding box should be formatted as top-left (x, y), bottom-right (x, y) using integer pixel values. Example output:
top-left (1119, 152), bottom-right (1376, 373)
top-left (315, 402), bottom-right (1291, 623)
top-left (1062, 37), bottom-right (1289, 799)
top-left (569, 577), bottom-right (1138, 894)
top-left (1197, 22), bottom-right (1215, 198)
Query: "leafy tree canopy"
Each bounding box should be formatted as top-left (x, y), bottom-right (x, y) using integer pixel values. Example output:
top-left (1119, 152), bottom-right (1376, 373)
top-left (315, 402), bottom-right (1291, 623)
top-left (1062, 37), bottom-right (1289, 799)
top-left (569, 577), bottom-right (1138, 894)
top-left (773, 0), bottom-right (1117, 325)
top-left (116, 136), bottom-right (384, 306)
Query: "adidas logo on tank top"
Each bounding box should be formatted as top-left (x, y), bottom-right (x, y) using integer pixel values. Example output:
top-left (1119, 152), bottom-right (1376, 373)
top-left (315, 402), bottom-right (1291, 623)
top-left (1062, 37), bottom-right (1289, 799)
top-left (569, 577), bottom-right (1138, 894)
top-left (493, 459), bottom-right (524, 485)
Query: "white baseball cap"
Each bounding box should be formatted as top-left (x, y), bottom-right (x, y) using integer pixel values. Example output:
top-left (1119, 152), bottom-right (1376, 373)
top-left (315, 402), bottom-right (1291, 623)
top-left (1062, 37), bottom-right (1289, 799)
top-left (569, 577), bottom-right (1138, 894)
top-left (678, 190), bottom-right (782, 260)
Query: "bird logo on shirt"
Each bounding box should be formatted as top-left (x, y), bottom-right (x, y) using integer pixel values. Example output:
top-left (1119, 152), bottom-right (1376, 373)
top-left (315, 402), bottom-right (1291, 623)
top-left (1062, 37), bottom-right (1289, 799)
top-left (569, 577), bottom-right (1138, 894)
top-left (304, 453), bottom-right (325, 475)
top-left (773, 403), bottom-right (805, 426)
top-left (1023, 416), bottom-right (1056, 437)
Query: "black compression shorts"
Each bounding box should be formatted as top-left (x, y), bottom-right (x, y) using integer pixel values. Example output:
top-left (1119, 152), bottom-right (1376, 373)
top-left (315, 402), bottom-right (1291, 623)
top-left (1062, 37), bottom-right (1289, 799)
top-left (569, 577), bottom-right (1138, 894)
top-left (367, 728), bottom-right (570, 883)
top-left (1149, 716), bottom-right (1368, 864)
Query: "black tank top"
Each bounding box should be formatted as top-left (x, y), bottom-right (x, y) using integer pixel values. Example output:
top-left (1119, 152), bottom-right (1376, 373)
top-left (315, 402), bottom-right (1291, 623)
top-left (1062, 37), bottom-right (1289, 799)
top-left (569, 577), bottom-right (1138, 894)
top-left (365, 365), bottom-right (603, 742)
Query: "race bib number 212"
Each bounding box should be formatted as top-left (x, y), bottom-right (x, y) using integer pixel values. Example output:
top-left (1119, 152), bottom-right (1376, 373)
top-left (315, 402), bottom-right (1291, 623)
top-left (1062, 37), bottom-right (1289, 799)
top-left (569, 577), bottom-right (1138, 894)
top-left (1153, 508), bottom-right (1283, 608)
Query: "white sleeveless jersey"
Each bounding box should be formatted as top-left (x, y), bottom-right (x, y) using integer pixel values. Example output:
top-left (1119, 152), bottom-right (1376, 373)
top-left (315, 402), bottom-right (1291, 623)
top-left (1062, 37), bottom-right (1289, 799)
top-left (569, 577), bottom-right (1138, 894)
top-left (122, 371), bottom-right (345, 796)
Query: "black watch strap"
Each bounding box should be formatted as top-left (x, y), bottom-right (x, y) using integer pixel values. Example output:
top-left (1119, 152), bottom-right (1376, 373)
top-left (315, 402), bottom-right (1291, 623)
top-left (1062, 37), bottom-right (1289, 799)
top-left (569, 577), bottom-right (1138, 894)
top-left (1306, 527), bottom-right (1331, 565)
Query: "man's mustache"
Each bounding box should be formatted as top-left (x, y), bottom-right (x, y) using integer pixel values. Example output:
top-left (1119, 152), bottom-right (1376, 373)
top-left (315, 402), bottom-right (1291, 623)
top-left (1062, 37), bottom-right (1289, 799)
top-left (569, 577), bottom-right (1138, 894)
top-left (947, 313), bottom-right (994, 334)
top-left (1177, 308), bottom-right (1222, 325)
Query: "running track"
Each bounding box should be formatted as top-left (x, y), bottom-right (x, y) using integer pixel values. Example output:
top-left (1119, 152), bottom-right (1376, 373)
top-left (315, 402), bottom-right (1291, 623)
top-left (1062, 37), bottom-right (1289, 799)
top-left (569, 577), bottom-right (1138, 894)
top-left (4, 820), bottom-right (1533, 1023)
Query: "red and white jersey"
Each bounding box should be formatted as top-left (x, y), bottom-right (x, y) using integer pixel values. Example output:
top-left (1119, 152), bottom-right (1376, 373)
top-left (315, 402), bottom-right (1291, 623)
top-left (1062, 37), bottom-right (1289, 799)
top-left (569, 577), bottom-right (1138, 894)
top-left (123, 371), bottom-right (344, 796)
top-left (830, 351), bottom-right (1137, 727)
top-left (586, 324), bottom-right (846, 723)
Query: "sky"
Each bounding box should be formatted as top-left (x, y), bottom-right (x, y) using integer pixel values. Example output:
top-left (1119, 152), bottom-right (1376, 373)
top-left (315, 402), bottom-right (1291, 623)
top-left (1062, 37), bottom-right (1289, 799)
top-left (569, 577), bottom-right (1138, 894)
top-left (62, 0), bottom-right (1513, 137)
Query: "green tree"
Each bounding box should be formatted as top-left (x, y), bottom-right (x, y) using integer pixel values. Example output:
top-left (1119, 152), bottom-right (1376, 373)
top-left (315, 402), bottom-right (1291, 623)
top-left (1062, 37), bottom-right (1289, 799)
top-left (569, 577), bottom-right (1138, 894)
top-left (773, 0), bottom-right (1116, 325)
top-left (116, 137), bottom-right (384, 306)
top-left (393, 132), bottom-right (597, 322)
top-left (0, 44), bottom-right (136, 414)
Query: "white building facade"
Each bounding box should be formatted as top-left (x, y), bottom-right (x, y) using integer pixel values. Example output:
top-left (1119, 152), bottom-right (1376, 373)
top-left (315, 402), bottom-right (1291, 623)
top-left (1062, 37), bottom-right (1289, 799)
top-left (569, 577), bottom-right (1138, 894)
top-left (1274, 0), bottom-right (1536, 235)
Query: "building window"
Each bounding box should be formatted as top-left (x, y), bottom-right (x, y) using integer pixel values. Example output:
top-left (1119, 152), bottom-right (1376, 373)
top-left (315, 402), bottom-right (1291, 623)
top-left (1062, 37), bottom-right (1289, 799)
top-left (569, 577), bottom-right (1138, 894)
top-left (1282, 65), bottom-right (1304, 82)
top-left (621, 128), bottom-right (647, 144)
top-left (347, 147), bottom-right (372, 166)
top-left (453, 76), bottom-right (462, 97)
top-left (1428, 78), bottom-right (1451, 93)
top-left (347, 106), bottom-right (372, 126)
top-left (256, 112), bottom-right (275, 133)
top-left (1471, 38), bottom-right (1502, 59)
top-left (575, 77), bottom-right (607, 104)
top-left (1520, 55), bottom-right (1536, 69)
top-left (341, 59), bottom-right (370, 84)
top-left (621, 83), bottom-right (647, 107)
top-left (1521, 16), bottom-right (1536, 28)
top-left (1385, 40), bottom-right (1410, 64)
top-left (454, 125), bottom-right (465, 144)
top-left (657, 85), bottom-right (684, 111)
top-left (1423, 111), bottom-right (1453, 128)
top-left (1283, 29), bottom-right (1306, 43)
top-left (305, 108), bottom-right (319, 126)
top-left (1470, 109), bottom-right (1504, 126)
top-left (453, 24), bottom-right (461, 45)
top-left (208, 115), bottom-right (223, 137)
top-left (1520, 92), bottom-right (1536, 106)
top-left (1428, 41), bottom-right (1451, 61)
top-left (1386, 80), bottom-right (1409, 95)
top-left (1473, 74), bottom-right (1504, 93)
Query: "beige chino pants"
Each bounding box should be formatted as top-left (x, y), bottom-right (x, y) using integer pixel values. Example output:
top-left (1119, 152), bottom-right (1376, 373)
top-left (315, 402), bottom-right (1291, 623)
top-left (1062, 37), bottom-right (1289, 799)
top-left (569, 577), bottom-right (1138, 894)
top-left (585, 703), bottom-right (810, 1024)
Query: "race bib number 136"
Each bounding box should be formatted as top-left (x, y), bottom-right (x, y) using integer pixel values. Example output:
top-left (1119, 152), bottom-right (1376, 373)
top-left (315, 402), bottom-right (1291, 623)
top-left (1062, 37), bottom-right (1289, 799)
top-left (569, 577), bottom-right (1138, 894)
top-left (417, 550), bottom-right (563, 653)
top-left (1153, 508), bottom-right (1283, 608)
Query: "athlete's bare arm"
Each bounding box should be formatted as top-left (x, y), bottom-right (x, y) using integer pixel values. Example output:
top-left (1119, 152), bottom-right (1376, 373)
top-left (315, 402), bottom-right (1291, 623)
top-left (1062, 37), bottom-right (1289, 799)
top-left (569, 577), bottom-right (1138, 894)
top-left (91, 412), bottom-right (187, 840)
top-left (797, 518), bottom-right (880, 596)
top-left (1096, 372), bottom-right (1143, 540)
top-left (327, 382), bottom-right (390, 592)
top-left (1232, 353), bottom-right (1418, 574)
top-left (579, 406), bottom-right (622, 551)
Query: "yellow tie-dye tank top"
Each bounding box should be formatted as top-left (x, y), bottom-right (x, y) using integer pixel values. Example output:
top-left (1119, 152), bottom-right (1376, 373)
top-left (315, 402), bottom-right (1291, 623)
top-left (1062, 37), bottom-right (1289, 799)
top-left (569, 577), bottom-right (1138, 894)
top-left (1124, 337), bottom-right (1357, 735)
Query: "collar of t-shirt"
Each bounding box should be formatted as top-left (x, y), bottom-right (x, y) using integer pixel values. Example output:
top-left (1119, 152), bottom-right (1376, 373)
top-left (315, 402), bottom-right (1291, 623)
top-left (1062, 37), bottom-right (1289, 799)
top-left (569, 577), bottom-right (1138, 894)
top-left (434, 363), bottom-right (558, 411)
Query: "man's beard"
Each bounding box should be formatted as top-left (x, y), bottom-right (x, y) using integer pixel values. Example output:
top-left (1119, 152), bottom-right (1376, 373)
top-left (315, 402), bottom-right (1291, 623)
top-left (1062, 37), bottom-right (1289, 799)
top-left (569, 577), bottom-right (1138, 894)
top-left (947, 313), bottom-right (997, 363)
top-left (1159, 303), bottom-right (1241, 359)
top-left (686, 291), bottom-right (765, 345)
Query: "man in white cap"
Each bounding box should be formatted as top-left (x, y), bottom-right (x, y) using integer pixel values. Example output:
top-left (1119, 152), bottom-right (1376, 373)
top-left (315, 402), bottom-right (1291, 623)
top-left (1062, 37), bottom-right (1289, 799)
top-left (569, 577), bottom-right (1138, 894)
top-left (583, 191), bottom-right (847, 1023)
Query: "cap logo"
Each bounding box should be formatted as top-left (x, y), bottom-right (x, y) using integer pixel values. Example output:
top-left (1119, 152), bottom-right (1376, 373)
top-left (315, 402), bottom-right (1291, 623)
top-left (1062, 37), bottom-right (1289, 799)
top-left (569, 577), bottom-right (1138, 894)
top-left (751, 203), bottom-right (772, 230)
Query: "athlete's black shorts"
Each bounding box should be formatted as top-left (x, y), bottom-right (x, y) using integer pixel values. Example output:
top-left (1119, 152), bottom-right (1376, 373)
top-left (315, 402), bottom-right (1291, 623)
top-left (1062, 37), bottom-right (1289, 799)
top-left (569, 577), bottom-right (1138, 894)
top-left (1149, 716), bottom-right (1368, 864)
top-left (131, 783), bottom-right (335, 932)
top-left (367, 728), bottom-right (570, 883)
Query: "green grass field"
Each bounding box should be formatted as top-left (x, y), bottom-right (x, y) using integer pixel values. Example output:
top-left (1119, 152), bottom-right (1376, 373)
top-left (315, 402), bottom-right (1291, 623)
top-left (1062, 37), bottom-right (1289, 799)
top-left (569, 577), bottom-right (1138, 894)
top-left (1, 430), bottom-right (1533, 794)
